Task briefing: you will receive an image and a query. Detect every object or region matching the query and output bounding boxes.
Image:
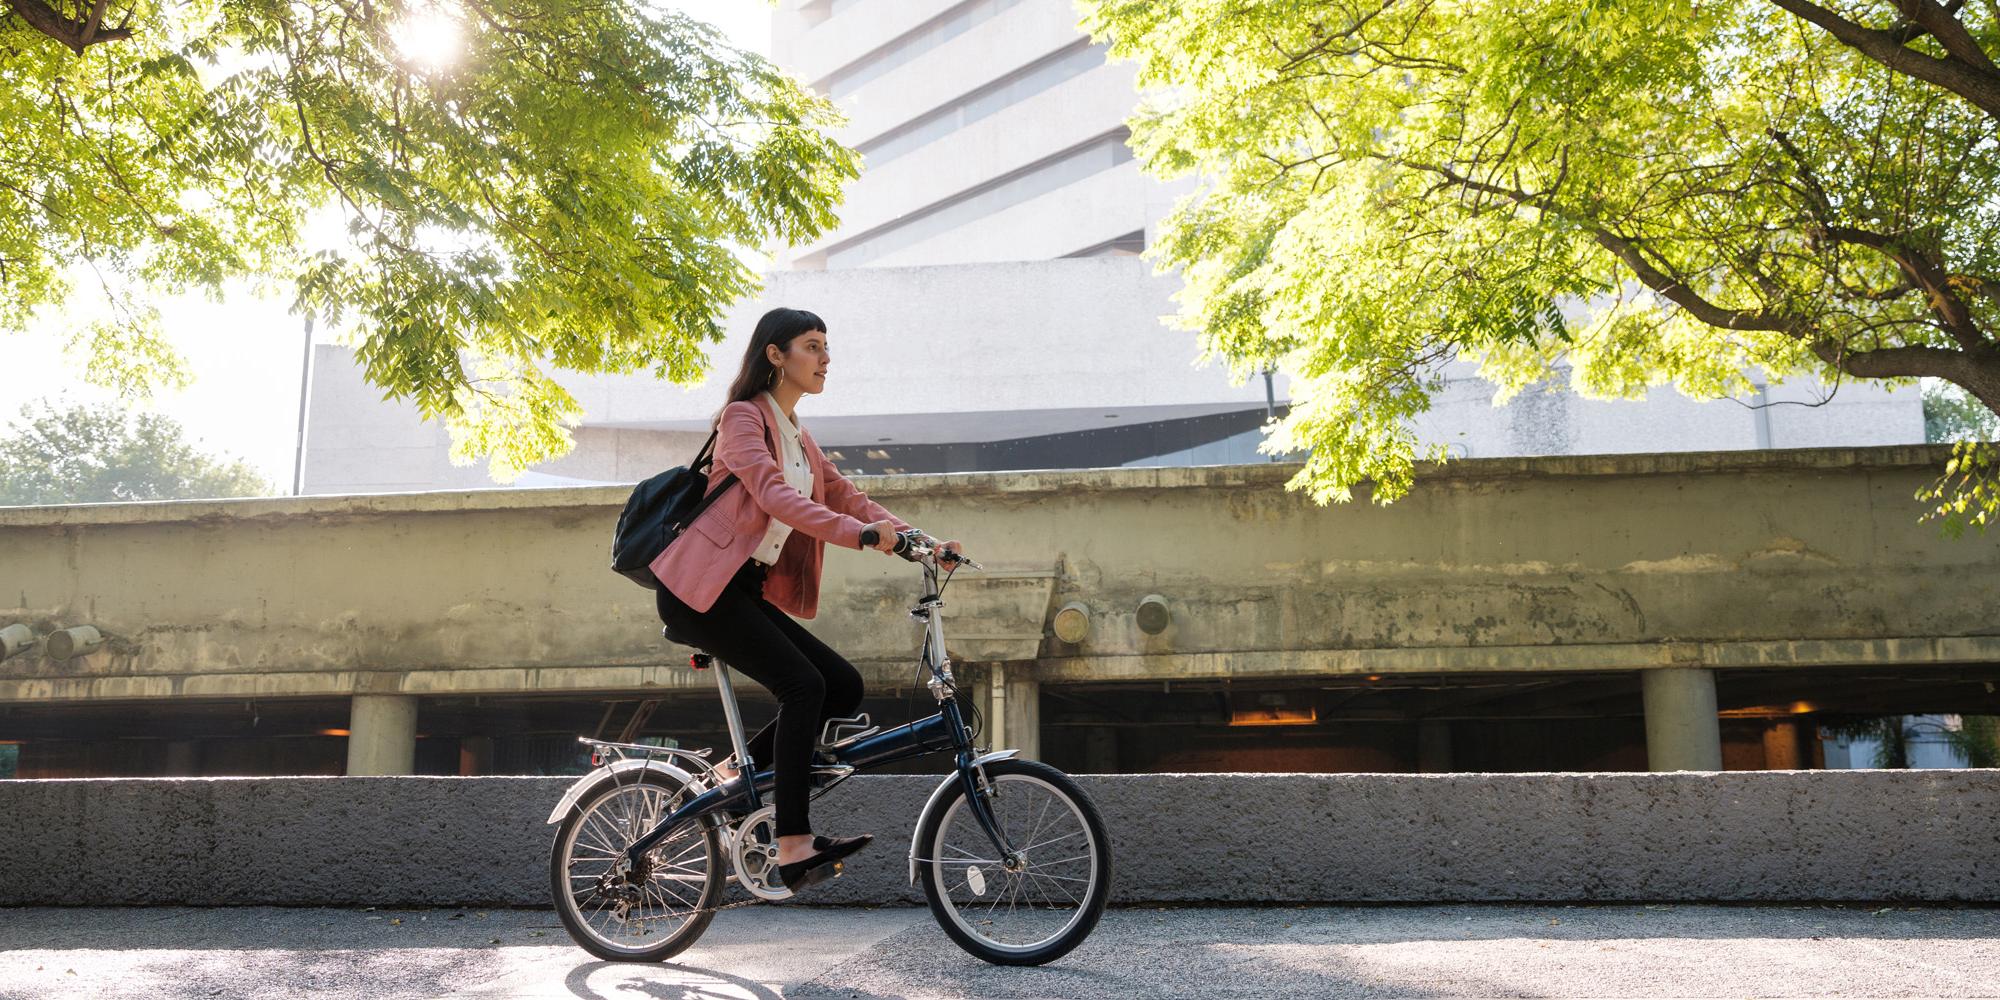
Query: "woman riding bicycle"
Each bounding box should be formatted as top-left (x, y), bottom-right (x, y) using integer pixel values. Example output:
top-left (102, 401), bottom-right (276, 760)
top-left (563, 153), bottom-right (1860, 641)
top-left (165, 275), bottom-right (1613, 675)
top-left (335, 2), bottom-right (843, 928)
top-left (648, 306), bottom-right (962, 893)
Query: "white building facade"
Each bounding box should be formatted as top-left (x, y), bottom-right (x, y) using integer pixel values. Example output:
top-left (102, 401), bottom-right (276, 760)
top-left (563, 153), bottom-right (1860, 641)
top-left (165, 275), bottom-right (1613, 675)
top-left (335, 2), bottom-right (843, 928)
top-left (298, 0), bottom-right (1924, 494)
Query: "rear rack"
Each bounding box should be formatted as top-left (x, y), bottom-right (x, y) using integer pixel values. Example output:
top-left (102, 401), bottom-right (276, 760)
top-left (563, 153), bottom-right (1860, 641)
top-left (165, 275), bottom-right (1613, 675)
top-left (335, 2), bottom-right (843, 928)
top-left (577, 735), bottom-right (716, 771)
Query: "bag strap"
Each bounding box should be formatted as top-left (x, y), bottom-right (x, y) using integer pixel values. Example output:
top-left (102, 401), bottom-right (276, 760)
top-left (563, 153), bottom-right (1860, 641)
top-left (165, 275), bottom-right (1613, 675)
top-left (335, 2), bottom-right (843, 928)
top-left (678, 407), bottom-right (777, 528)
top-left (689, 429), bottom-right (719, 473)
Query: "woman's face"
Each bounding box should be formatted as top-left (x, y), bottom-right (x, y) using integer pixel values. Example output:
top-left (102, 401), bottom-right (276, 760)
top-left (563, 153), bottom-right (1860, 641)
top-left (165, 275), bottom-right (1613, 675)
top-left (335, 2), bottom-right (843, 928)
top-left (769, 329), bottom-right (829, 395)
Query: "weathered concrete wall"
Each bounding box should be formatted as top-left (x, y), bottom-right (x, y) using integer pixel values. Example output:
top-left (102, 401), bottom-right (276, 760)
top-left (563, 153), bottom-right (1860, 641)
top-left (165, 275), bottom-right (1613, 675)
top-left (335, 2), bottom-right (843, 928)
top-left (1, 771), bottom-right (1993, 905)
top-left (2, 446), bottom-right (1996, 705)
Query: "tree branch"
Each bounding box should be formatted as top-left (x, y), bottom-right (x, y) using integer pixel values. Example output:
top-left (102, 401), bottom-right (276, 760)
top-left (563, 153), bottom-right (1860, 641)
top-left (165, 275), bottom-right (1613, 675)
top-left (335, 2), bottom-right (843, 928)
top-left (1809, 339), bottom-right (2000, 413)
top-left (1895, 0), bottom-right (1998, 72)
top-left (5, 0), bottom-right (131, 53)
top-left (1767, 0), bottom-right (2000, 118)
top-left (1591, 228), bottom-right (1801, 333)
top-left (1823, 225), bottom-right (1994, 352)
top-left (76, 0), bottom-right (108, 46)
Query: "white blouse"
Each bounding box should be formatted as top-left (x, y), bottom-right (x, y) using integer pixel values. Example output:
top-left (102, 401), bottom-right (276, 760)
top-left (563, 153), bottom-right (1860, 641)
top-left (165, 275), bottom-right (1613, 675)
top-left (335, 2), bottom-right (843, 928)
top-left (749, 392), bottom-right (815, 565)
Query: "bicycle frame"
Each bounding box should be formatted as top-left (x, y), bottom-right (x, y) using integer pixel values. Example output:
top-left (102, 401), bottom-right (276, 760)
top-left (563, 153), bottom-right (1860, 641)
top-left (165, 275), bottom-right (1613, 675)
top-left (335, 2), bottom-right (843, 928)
top-left (621, 542), bottom-right (1021, 867)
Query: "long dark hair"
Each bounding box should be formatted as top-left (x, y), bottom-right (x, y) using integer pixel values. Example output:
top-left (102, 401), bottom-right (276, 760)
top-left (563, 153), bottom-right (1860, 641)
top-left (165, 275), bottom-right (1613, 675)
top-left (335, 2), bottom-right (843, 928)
top-left (720, 307), bottom-right (826, 416)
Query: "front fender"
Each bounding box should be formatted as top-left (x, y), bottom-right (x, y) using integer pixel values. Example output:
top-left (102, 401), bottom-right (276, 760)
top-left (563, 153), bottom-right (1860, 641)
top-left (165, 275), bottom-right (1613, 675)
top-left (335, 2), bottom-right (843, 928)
top-left (907, 749), bottom-right (1020, 884)
top-left (545, 757), bottom-right (698, 824)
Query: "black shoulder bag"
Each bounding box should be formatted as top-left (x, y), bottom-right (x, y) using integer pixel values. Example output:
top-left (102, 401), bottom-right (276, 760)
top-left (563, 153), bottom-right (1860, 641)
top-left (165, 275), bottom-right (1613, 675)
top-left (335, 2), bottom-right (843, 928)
top-left (609, 430), bottom-right (739, 590)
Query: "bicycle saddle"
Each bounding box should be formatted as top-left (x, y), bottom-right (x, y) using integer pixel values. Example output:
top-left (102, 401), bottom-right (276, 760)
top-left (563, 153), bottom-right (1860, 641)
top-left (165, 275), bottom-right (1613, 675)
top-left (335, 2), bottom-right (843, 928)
top-left (661, 624), bottom-right (704, 650)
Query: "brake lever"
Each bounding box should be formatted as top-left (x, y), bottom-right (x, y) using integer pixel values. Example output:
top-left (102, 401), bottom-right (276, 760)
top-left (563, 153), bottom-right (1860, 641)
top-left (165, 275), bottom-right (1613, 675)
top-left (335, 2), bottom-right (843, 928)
top-left (938, 549), bottom-right (982, 571)
top-left (896, 528), bottom-right (980, 570)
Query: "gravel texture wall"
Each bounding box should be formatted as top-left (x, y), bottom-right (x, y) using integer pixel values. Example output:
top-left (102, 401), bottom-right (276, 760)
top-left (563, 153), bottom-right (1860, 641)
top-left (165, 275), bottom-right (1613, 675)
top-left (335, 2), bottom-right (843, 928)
top-left (2, 770), bottom-right (1993, 906)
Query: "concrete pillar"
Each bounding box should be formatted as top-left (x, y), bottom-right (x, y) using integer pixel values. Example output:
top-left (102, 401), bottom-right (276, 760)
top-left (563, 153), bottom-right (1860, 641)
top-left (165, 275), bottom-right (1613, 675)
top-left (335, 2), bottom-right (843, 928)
top-left (458, 736), bottom-right (494, 776)
top-left (1083, 726), bottom-right (1119, 774)
top-left (973, 663), bottom-right (1040, 761)
top-left (1417, 720), bottom-right (1453, 773)
top-left (1762, 720), bottom-right (1802, 770)
top-left (346, 694), bottom-right (418, 776)
top-left (1641, 668), bottom-right (1722, 771)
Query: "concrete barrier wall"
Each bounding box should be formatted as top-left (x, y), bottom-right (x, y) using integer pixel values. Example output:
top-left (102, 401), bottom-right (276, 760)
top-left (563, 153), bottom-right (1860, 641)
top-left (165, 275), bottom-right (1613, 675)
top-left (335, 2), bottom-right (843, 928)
top-left (2, 771), bottom-right (1994, 906)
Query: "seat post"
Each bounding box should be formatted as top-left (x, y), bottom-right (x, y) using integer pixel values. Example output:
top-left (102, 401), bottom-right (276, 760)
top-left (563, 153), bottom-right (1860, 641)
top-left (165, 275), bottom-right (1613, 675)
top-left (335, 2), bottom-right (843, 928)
top-left (712, 662), bottom-right (757, 787)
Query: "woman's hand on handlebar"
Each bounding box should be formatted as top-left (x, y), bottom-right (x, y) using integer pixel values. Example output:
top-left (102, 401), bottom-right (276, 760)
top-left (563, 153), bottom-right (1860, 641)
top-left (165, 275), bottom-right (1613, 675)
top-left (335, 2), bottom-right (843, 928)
top-left (861, 520), bottom-right (899, 553)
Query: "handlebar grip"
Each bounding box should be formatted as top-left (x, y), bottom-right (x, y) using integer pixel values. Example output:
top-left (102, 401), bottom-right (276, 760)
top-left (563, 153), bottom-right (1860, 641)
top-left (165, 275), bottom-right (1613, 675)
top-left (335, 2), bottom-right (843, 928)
top-left (859, 527), bottom-right (879, 548)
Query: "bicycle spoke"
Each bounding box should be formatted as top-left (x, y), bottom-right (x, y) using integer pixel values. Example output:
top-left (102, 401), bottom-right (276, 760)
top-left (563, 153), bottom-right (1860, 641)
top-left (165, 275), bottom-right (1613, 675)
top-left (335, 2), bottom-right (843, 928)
top-left (1020, 794), bottom-right (1055, 854)
top-left (1032, 852), bottom-right (1093, 867)
top-left (1024, 869), bottom-right (1084, 903)
top-left (1017, 870), bottom-right (1090, 883)
top-left (941, 843), bottom-right (997, 863)
top-left (1016, 828), bottom-right (1086, 853)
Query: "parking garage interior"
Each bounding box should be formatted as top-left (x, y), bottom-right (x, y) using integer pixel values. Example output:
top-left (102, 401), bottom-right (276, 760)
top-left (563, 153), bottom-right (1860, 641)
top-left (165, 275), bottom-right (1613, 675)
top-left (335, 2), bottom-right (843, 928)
top-left (7, 664), bottom-right (1997, 778)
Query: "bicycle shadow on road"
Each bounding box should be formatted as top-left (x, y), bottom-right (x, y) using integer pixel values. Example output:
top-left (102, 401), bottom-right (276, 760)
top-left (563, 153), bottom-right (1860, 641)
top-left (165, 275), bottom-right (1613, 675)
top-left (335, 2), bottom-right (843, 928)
top-left (563, 959), bottom-right (780, 1000)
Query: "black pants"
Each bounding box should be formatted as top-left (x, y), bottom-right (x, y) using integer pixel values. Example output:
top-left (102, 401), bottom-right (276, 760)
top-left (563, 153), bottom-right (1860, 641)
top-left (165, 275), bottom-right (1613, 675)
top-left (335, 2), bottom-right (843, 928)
top-left (655, 560), bottom-right (864, 837)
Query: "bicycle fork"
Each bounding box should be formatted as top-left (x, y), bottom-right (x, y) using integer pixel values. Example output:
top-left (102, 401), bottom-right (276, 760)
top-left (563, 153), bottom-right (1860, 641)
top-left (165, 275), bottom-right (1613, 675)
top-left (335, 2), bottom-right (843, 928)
top-left (955, 753), bottom-right (1021, 866)
top-left (910, 691), bottom-right (1014, 865)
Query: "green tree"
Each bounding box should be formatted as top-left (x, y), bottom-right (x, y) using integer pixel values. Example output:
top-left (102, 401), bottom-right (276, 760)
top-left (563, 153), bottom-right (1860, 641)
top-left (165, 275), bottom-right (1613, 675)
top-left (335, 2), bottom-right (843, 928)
top-left (1944, 714), bottom-right (2000, 767)
top-left (2, 0), bottom-right (856, 478)
top-left (1924, 380), bottom-right (2000, 443)
top-left (0, 400), bottom-right (272, 503)
top-left (1925, 379), bottom-right (2000, 442)
top-left (1082, 0), bottom-right (2000, 518)
top-left (1821, 716), bottom-right (1915, 768)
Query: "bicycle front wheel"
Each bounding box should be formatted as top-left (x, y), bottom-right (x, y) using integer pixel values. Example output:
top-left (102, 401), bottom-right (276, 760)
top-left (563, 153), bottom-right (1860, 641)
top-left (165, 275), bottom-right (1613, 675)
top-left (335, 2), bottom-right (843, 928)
top-left (550, 770), bottom-right (723, 962)
top-left (915, 758), bottom-right (1111, 965)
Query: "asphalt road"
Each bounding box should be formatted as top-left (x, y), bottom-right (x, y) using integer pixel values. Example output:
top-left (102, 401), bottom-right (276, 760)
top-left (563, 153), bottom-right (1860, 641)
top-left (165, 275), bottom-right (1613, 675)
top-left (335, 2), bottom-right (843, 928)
top-left (2, 903), bottom-right (1997, 999)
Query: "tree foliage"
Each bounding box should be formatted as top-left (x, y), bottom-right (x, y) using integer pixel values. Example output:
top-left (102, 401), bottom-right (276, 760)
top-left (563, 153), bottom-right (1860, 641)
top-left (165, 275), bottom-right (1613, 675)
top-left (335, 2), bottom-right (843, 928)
top-left (0, 400), bottom-right (272, 503)
top-left (1821, 715), bottom-right (1915, 768)
top-left (2, 0), bottom-right (857, 478)
top-left (1944, 714), bottom-right (2000, 766)
top-left (1924, 380), bottom-right (2000, 442)
top-left (1083, 0), bottom-right (2000, 511)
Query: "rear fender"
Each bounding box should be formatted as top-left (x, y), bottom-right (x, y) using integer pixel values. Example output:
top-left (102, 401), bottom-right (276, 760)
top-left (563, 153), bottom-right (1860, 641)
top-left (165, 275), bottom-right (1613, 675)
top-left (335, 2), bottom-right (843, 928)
top-left (545, 757), bottom-right (698, 824)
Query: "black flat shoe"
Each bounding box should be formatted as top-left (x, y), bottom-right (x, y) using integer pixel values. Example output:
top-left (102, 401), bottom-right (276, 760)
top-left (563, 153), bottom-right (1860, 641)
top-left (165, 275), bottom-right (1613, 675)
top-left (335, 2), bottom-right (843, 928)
top-left (778, 834), bottom-right (873, 892)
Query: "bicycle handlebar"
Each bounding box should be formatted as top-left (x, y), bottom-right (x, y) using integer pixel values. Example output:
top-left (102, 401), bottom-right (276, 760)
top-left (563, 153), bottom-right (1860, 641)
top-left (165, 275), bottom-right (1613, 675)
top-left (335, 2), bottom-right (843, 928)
top-left (858, 527), bottom-right (980, 569)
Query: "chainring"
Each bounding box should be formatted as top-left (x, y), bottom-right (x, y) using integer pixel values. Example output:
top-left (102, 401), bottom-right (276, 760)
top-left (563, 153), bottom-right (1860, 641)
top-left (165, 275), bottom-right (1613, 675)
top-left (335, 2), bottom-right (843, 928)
top-left (728, 806), bottom-right (795, 901)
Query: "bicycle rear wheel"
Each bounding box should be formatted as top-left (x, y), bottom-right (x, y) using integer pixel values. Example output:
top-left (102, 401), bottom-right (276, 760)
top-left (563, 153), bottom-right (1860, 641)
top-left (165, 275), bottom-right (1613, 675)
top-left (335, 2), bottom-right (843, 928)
top-left (915, 758), bottom-right (1111, 965)
top-left (550, 770), bottom-right (723, 962)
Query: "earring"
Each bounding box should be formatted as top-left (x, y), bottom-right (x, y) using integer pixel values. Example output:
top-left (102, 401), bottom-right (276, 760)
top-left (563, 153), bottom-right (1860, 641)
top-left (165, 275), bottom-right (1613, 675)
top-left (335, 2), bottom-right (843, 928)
top-left (768, 367), bottom-right (778, 387)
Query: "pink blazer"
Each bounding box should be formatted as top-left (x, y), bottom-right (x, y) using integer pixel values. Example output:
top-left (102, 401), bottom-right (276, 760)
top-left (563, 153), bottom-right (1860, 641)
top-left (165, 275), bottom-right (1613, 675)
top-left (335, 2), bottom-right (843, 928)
top-left (649, 395), bottom-right (910, 619)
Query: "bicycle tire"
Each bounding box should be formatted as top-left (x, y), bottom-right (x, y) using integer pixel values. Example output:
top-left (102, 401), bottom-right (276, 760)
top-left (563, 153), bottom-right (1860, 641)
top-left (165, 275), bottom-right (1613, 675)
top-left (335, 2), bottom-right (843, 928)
top-left (915, 758), bottom-right (1112, 965)
top-left (549, 770), bottom-right (724, 962)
